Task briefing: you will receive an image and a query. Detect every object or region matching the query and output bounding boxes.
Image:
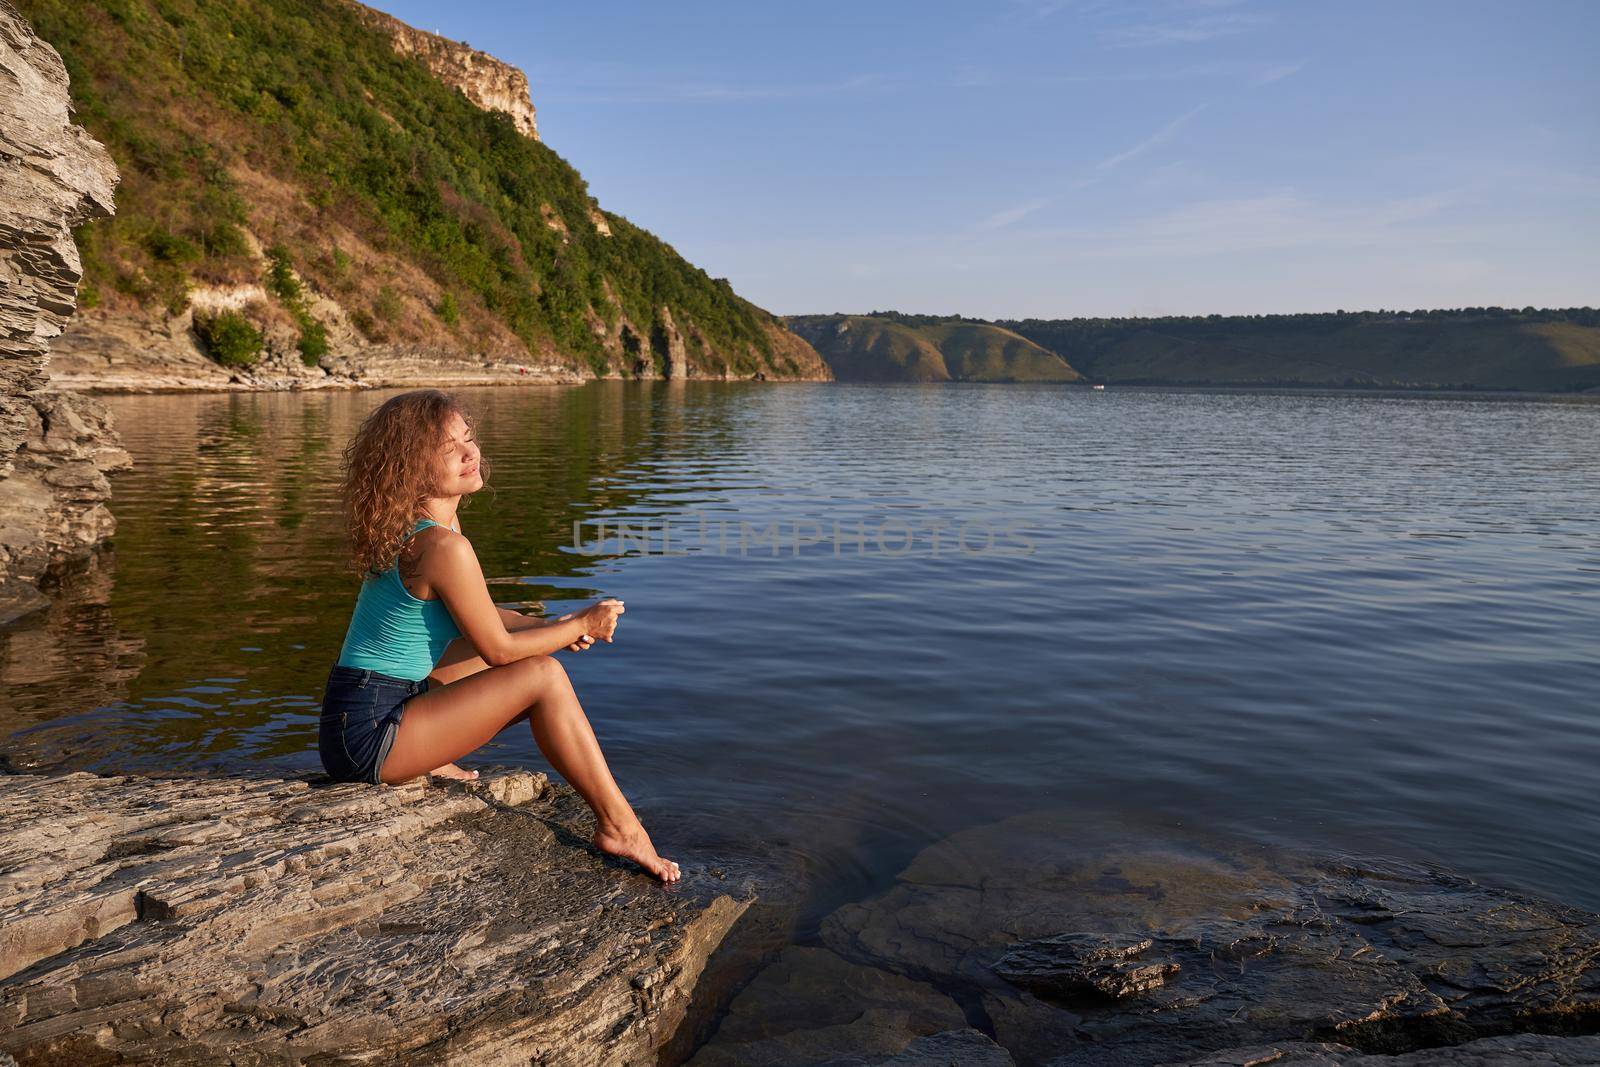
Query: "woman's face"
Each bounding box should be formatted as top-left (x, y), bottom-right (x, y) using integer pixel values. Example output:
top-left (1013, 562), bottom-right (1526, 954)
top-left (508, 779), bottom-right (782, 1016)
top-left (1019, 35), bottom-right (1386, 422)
top-left (436, 411), bottom-right (483, 495)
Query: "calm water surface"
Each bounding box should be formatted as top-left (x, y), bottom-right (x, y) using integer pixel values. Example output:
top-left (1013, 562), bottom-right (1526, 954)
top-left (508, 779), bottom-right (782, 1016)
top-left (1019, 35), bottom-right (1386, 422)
top-left (3, 383), bottom-right (1598, 926)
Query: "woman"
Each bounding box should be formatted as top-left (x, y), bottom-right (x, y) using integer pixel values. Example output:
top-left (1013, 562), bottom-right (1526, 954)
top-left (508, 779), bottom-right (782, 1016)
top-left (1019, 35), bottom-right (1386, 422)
top-left (320, 389), bottom-right (679, 882)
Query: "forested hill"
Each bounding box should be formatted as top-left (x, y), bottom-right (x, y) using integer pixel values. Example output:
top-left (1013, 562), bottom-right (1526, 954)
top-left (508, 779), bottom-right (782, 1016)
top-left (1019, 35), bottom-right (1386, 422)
top-left (787, 314), bottom-right (1079, 383)
top-left (20, 0), bottom-right (828, 380)
top-left (999, 308), bottom-right (1600, 392)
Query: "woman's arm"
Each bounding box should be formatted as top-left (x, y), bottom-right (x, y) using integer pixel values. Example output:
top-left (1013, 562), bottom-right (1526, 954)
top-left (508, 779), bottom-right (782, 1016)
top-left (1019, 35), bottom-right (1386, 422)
top-left (497, 605), bottom-right (545, 632)
top-left (430, 535), bottom-right (621, 665)
top-left (499, 605), bottom-right (595, 651)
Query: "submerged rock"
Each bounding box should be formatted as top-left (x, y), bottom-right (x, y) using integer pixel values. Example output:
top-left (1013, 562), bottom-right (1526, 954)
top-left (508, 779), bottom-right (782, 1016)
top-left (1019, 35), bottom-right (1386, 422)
top-left (855, 1028), bottom-right (1018, 1066)
top-left (686, 944), bottom-right (969, 1066)
top-left (994, 933), bottom-right (1181, 1000)
top-left (0, 768), bottom-right (751, 1064)
top-left (1169, 1033), bottom-right (1600, 1065)
top-left (811, 812), bottom-right (1600, 1066)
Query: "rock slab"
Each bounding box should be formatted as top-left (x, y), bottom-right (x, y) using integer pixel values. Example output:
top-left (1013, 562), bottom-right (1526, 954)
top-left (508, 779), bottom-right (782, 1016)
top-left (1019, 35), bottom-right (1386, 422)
top-left (0, 769), bottom-right (751, 1065)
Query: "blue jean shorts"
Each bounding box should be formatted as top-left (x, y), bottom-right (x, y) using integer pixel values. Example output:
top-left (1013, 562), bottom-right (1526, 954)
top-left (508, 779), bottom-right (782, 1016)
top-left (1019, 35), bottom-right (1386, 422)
top-left (319, 664), bottom-right (431, 784)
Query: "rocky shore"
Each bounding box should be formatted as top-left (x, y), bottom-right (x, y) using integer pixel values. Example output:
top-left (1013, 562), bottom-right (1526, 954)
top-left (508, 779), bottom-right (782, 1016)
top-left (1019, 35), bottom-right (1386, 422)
top-left (691, 811), bottom-right (1600, 1066)
top-left (4, 779), bottom-right (1598, 1065)
top-left (42, 307), bottom-right (830, 395)
top-left (0, 768), bottom-right (751, 1065)
top-left (43, 310), bottom-right (588, 395)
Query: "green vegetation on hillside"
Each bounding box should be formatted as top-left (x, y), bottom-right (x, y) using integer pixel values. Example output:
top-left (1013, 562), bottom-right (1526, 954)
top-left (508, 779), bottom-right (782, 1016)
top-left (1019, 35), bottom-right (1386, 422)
top-left (1000, 307), bottom-right (1600, 391)
top-left (788, 314), bottom-right (1079, 383)
top-left (22, 0), bottom-right (787, 374)
top-left (192, 310), bottom-right (262, 367)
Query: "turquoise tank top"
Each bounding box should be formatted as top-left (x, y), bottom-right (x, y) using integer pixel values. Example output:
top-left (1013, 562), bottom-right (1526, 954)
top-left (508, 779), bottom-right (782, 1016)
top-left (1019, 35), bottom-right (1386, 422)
top-left (335, 518), bottom-right (464, 681)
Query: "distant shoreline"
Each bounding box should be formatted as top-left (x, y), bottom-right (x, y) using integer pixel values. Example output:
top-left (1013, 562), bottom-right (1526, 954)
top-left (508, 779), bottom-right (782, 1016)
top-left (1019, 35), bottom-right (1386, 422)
top-left (54, 375), bottom-right (1599, 398)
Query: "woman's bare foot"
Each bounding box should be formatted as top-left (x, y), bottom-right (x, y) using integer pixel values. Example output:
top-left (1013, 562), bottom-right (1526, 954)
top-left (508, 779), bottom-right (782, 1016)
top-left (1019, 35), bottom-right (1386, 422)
top-left (594, 820), bottom-right (681, 882)
top-left (428, 762), bottom-right (479, 781)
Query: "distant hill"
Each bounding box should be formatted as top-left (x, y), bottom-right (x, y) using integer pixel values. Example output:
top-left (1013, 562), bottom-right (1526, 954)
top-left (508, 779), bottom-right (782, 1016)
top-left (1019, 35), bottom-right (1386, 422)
top-left (19, 0), bottom-right (828, 381)
top-left (1001, 309), bottom-right (1600, 392)
top-left (788, 314), bottom-right (1079, 382)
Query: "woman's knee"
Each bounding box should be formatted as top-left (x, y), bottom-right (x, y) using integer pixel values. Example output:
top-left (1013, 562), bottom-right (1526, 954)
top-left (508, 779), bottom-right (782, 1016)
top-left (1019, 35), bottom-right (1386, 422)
top-left (510, 653), bottom-right (568, 691)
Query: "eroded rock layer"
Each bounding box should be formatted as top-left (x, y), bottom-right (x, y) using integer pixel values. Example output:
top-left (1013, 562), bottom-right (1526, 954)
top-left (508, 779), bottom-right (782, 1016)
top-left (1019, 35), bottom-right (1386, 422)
top-left (0, 769), bottom-right (751, 1065)
top-left (352, 0), bottom-right (539, 140)
top-left (0, 0), bottom-right (126, 624)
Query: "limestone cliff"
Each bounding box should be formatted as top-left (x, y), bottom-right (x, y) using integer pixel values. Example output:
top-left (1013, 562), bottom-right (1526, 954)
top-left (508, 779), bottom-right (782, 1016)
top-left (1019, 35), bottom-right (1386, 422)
top-left (351, 0), bottom-right (539, 140)
top-left (0, 0), bottom-right (129, 625)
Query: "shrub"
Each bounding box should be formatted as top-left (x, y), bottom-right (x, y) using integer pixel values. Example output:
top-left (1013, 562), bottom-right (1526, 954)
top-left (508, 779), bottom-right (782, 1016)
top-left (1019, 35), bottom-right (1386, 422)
top-left (435, 290), bottom-right (459, 326)
top-left (194, 310), bottom-right (262, 367)
top-left (144, 228), bottom-right (198, 263)
top-left (297, 320), bottom-right (329, 363)
top-left (262, 245), bottom-right (333, 362)
top-left (375, 286), bottom-right (402, 322)
top-left (264, 244), bottom-right (304, 302)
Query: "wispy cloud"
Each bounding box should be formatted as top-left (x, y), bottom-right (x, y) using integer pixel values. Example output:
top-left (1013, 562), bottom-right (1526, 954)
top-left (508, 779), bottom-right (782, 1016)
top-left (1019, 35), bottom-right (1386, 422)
top-left (1006, 188), bottom-right (1474, 262)
top-left (541, 74), bottom-right (886, 105)
top-left (1005, 0), bottom-right (1119, 21)
top-left (977, 197), bottom-right (1058, 231)
top-left (1095, 104), bottom-right (1208, 170)
top-left (974, 104), bottom-right (1208, 231)
top-left (1254, 59), bottom-right (1308, 86)
top-left (1023, 59), bottom-right (1307, 86)
top-left (1105, 10), bottom-right (1272, 46)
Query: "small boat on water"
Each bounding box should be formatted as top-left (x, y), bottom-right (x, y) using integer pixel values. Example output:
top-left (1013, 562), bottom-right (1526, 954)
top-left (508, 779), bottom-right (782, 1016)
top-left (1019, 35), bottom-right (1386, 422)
top-left (1091, 383), bottom-right (1106, 391)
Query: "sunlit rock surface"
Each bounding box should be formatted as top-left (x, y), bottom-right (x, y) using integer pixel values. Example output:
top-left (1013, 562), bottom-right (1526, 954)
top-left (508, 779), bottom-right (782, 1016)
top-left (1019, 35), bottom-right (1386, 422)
top-left (352, 0), bottom-right (540, 140)
top-left (0, 769), bottom-right (750, 1064)
top-left (0, 0), bottom-right (127, 625)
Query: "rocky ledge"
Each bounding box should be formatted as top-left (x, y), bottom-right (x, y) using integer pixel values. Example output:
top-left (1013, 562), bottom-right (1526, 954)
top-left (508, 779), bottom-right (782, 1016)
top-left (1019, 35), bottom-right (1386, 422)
top-left (692, 811), bottom-right (1600, 1066)
top-left (0, 769), bottom-right (751, 1065)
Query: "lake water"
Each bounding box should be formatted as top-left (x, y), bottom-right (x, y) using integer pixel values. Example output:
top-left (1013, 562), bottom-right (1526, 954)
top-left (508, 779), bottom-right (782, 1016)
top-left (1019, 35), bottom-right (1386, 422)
top-left (4, 382), bottom-right (1598, 941)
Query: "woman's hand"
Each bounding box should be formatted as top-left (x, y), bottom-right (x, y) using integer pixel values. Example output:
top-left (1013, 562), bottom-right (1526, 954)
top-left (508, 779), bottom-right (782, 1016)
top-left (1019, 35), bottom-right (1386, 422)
top-left (582, 597), bottom-right (625, 643)
top-left (552, 610), bottom-right (600, 652)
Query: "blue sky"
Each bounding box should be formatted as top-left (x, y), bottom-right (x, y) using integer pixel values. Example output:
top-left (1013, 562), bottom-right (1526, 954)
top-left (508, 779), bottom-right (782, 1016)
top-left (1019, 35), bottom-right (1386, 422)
top-left (375, 0), bottom-right (1597, 318)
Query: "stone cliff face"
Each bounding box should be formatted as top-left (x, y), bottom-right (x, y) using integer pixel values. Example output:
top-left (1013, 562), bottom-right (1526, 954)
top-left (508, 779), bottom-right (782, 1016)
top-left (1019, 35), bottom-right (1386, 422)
top-left (352, 0), bottom-right (539, 140)
top-left (0, 0), bottom-right (130, 625)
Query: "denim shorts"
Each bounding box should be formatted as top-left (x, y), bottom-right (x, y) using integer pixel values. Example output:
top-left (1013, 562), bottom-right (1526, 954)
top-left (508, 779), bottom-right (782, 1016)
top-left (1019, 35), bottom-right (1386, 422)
top-left (319, 664), bottom-right (431, 784)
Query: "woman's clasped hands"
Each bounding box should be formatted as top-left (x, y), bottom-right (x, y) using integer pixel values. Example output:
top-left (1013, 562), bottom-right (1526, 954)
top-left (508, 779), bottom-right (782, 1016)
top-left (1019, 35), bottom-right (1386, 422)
top-left (560, 597), bottom-right (624, 653)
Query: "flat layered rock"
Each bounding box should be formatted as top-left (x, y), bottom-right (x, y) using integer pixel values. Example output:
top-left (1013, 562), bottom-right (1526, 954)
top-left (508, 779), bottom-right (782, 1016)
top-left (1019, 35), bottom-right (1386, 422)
top-left (0, 769), bottom-right (751, 1065)
top-left (812, 812), bottom-right (1600, 1066)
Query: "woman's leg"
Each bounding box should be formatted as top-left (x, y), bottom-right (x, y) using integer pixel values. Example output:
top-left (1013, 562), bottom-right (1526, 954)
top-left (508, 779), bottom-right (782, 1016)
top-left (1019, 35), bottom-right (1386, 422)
top-left (419, 638), bottom-right (494, 779)
top-left (427, 636), bottom-right (492, 686)
top-left (381, 653), bottom-right (680, 881)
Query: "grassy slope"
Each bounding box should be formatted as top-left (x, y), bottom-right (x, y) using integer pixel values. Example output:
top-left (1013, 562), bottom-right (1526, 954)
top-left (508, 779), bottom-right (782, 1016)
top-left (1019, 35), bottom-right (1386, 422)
top-left (788, 315), bottom-right (1079, 382)
top-left (1004, 314), bottom-right (1600, 391)
top-left (22, 0), bottom-right (818, 377)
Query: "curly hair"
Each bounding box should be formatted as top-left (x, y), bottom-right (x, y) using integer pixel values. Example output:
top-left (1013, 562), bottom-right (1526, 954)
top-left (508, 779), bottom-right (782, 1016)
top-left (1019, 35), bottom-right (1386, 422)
top-left (338, 389), bottom-right (489, 579)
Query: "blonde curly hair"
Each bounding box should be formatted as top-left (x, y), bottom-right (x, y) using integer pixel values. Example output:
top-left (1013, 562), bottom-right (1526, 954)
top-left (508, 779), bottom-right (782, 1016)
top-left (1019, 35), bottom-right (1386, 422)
top-left (338, 389), bottom-right (488, 579)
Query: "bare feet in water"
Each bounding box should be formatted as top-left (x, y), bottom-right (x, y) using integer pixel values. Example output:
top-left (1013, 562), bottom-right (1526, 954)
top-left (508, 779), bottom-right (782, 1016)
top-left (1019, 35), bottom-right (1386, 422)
top-left (429, 762), bottom-right (479, 781)
top-left (594, 820), bottom-right (681, 882)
